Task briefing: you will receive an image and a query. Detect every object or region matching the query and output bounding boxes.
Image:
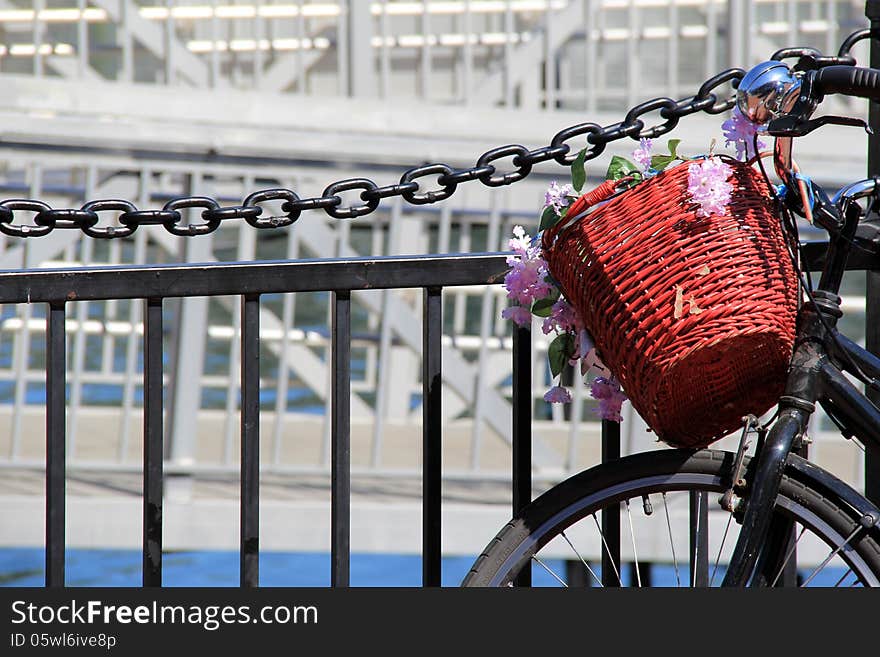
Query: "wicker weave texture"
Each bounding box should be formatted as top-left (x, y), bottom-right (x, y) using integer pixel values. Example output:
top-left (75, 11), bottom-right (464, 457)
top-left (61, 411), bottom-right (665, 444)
top-left (542, 159), bottom-right (798, 448)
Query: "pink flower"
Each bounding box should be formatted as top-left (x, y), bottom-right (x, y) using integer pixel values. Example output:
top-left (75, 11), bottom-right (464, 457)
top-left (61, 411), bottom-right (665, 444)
top-left (544, 385), bottom-right (572, 404)
top-left (541, 298), bottom-right (581, 335)
top-left (590, 377), bottom-right (627, 422)
top-left (543, 181), bottom-right (575, 216)
top-left (687, 157), bottom-right (733, 218)
top-left (631, 138), bottom-right (653, 172)
top-left (503, 227), bottom-right (553, 306)
top-left (501, 305), bottom-right (532, 327)
top-left (504, 258), bottom-right (552, 305)
top-left (507, 225), bottom-right (533, 257)
top-left (722, 106), bottom-right (766, 161)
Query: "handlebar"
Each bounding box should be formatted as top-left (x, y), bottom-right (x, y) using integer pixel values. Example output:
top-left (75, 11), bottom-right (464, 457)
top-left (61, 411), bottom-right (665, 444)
top-left (737, 59), bottom-right (880, 232)
top-left (813, 66), bottom-right (880, 102)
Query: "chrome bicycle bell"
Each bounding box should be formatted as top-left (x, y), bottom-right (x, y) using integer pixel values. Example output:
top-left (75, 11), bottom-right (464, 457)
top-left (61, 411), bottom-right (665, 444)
top-left (736, 61), bottom-right (802, 124)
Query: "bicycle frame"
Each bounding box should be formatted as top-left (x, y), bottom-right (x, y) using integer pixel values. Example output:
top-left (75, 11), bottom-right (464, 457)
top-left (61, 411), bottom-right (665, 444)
top-left (722, 177), bottom-right (880, 586)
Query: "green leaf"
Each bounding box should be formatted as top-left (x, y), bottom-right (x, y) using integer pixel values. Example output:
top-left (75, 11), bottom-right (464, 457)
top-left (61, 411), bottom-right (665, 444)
top-left (650, 154), bottom-right (676, 172)
top-left (548, 333), bottom-right (576, 378)
top-left (531, 297), bottom-right (556, 317)
top-left (539, 205), bottom-right (562, 231)
top-left (667, 139), bottom-right (681, 159)
top-left (605, 155), bottom-right (639, 181)
top-left (571, 148), bottom-right (587, 192)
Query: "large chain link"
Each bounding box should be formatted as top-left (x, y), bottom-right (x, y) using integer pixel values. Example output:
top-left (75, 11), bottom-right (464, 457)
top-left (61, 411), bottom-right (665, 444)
top-left (0, 33), bottom-right (861, 241)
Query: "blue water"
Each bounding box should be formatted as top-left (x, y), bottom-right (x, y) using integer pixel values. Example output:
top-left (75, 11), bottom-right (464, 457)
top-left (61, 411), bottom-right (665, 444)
top-left (0, 549), bottom-right (851, 587)
top-left (0, 549), bottom-right (491, 588)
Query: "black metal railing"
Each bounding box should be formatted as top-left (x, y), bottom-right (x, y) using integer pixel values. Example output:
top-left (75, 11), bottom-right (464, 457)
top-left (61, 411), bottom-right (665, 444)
top-left (0, 252), bottom-right (522, 588)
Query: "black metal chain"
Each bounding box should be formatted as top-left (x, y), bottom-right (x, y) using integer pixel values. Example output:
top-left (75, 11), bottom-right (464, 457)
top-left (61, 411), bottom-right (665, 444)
top-left (0, 33), bottom-right (862, 241)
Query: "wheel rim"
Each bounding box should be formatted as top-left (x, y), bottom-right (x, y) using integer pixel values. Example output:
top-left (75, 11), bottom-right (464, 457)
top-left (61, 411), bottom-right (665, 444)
top-left (486, 473), bottom-right (880, 587)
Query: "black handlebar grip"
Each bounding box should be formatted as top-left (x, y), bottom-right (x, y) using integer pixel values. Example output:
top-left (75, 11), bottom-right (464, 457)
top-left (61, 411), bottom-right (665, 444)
top-left (813, 66), bottom-right (880, 102)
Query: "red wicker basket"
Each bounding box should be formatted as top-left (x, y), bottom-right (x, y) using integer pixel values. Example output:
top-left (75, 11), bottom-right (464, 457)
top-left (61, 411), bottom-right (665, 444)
top-left (541, 157), bottom-right (798, 448)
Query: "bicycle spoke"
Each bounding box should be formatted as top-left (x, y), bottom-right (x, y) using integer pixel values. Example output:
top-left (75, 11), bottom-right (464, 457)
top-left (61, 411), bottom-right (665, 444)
top-left (662, 493), bottom-right (682, 587)
top-left (625, 499), bottom-right (642, 587)
top-left (801, 525), bottom-right (864, 587)
top-left (531, 555), bottom-right (568, 587)
top-left (592, 513), bottom-right (622, 586)
top-left (833, 568), bottom-right (854, 588)
top-left (560, 530), bottom-right (603, 587)
top-left (770, 526), bottom-right (807, 587)
top-left (709, 512), bottom-right (735, 587)
top-left (690, 491), bottom-right (709, 587)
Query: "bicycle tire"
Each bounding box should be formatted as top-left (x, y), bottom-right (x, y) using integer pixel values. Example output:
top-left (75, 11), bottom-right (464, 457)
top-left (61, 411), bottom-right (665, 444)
top-left (463, 449), bottom-right (880, 587)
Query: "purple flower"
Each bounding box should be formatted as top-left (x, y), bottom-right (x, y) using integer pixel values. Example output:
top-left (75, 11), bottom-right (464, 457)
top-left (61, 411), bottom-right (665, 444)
top-left (543, 181), bottom-right (575, 216)
top-left (507, 225), bottom-right (533, 257)
top-left (541, 298), bottom-right (581, 335)
top-left (590, 377), bottom-right (627, 422)
top-left (503, 226), bottom-right (553, 306)
top-left (631, 138), bottom-right (653, 172)
top-left (721, 106), bottom-right (766, 161)
top-left (544, 385), bottom-right (572, 404)
top-left (687, 157), bottom-right (733, 218)
top-left (501, 305), bottom-right (532, 327)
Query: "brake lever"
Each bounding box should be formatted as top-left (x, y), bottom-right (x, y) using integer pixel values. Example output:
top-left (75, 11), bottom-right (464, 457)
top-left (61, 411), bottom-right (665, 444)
top-left (767, 114), bottom-right (872, 137)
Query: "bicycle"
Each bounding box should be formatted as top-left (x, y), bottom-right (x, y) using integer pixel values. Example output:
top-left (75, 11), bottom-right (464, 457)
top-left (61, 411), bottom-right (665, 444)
top-left (463, 41), bottom-right (880, 587)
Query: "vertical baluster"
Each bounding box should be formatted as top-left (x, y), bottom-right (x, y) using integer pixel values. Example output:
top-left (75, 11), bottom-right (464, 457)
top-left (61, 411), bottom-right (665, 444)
top-left (46, 302), bottom-right (66, 587)
top-left (331, 291), bottom-right (351, 587)
top-left (143, 298), bottom-right (164, 587)
top-left (241, 294), bottom-right (261, 587)
top-left (422, 287), bottom-right (442, 586)
top-left (601, 420), bottom-right (620, 587)
top-left (512, 323), bottom-right (532, 587)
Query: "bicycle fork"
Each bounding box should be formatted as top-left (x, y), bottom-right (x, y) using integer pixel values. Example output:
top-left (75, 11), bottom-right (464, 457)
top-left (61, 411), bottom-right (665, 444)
top-left (722, 304), bottom-right (830, 587)
top-left (721, 407), bottom-right (808, 586)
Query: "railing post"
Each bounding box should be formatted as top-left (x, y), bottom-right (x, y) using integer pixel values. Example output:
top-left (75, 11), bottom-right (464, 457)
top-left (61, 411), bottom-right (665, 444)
top-left (331, 290), bottom-right (351, 587)
top-left (143, 298), bottom-right (164, 587)
top-left (601, 420), bottom-right (621, 587)
top-left (46, 302), bottom-right (66, 587)
top-left (240, 294), bottom-right (261, 587)
top-left (512, 322), bottom-right (532, 587)
top-left (866, 0), bottom-right (880, 507)
top-left (422, 287), bottom-right (443, 587)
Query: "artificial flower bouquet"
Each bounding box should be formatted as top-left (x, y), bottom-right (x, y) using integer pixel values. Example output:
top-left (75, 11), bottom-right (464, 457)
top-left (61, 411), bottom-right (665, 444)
top-left (502, 108), bottom-right (798, 449)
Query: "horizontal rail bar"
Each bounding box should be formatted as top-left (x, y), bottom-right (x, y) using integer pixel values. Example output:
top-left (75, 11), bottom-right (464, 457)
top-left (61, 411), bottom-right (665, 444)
top-left (0, 253), bottom-right (509, 304)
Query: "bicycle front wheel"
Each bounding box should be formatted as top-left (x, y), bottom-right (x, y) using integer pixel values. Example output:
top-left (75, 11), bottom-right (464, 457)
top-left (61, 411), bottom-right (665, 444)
top-left (463, 449), bottom-right (880, 587)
